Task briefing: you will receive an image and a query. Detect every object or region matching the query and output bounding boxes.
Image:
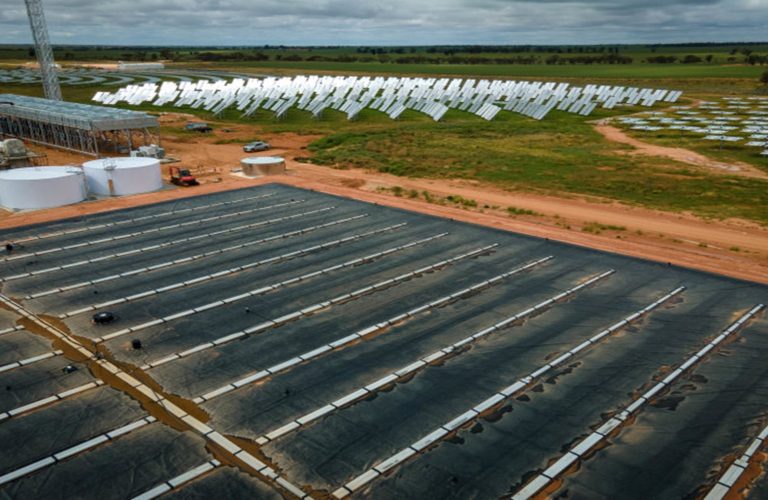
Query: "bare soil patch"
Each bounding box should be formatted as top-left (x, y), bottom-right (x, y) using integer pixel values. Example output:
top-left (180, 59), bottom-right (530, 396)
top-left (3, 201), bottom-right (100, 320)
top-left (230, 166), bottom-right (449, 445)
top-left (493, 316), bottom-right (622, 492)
top-left (3, 128), bottom-right (767, 284)
top-left (593, 121), bottom-right (768, 179)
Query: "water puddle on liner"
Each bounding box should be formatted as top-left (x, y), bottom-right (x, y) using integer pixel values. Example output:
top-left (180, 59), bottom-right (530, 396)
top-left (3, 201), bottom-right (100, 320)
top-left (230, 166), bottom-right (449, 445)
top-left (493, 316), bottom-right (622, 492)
top-left (484, 404), bottom-right (512, 423)
top-left (446, 435), bottom-right (465, 445)
top-left (689, 373), bottom-right (708, 384)
top-left (363, 392), bottom-right (378, 402)
top-left (545, 364), bottom-right (578, 385)
top-left (650, 394), bottom-right (686, 411)
top-left (545, 351), bottom-right (560, 361)
top-left (667, 296), bottom-right (684, 307)
top-left (561, 433), bottom-right (590, 453)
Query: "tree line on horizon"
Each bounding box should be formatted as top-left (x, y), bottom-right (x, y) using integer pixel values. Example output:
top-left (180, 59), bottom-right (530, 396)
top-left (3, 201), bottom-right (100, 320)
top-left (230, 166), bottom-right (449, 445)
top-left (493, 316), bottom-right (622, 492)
top-left (4, 43), bottom-right (768, 66)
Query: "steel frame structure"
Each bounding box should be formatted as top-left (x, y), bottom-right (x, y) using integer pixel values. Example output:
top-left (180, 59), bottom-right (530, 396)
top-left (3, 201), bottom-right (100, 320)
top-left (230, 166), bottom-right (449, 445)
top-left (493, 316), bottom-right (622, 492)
top-left (0, 94), bottom-right (159, 157)
top-left (24, 0), bottom-right (62, 101)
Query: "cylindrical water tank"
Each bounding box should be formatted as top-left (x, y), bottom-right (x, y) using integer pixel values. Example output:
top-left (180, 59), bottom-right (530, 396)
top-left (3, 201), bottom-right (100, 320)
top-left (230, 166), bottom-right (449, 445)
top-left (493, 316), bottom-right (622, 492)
top-left (82, 157), bottom-right (162, 196)
top-left (240, 156), bottom-right (285, 177)
top-left (0, 167), bottom-right (86, 210)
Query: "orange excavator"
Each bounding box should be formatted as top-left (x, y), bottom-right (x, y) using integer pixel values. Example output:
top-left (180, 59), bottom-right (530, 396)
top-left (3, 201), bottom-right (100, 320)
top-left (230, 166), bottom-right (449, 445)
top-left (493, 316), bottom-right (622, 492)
top-left (169, 166), bottom-right (199, 186)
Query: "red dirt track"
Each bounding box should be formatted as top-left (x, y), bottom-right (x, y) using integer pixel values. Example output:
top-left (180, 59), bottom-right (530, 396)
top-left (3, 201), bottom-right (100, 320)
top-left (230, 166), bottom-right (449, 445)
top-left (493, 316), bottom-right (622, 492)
top-left (2, 127), bottom-right (767, 284)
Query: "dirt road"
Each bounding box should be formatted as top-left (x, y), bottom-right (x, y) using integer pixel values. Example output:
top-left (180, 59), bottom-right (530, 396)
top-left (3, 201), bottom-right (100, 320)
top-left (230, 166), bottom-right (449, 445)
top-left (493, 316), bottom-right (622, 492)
top-left (277, 163), bottom-right (768, 283)
top-left (2, 124), bottom-right (767, 284)
top-left (593, 121), bottom-right (768, 179)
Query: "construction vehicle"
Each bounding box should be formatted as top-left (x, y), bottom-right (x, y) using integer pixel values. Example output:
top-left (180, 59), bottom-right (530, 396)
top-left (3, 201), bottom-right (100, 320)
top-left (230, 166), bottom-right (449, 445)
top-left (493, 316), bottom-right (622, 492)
top-left (185, 122), bottom-right (212, 133)
top-left (130, 143), bottom-right (166, 159)
top-left (169, 166), bottom-right (198, 186)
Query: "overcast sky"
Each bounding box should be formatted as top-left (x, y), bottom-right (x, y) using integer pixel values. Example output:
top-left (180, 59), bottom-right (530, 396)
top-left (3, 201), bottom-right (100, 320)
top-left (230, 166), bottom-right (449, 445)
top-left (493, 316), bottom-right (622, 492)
top-left (2, 0), bottom-right (767, 46)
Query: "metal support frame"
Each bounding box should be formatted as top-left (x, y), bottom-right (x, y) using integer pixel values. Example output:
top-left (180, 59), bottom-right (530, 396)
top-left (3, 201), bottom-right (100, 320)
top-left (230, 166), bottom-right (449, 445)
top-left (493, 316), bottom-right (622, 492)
top-left (0, 94), bottom-right (159, 157)
top-left (0, 115), bottom-right (160, 157)
top-left (24, 0), bottom-right (62, 101)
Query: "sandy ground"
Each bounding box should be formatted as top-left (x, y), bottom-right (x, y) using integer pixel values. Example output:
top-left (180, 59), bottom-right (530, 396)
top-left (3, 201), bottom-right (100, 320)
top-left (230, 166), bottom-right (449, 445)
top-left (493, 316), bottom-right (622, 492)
top-left (72, 63), bottom-right (119, 70)
top-left (593, 121), bottom-right (768, 179)
top-left (2, 118), bottom-right (767, 284)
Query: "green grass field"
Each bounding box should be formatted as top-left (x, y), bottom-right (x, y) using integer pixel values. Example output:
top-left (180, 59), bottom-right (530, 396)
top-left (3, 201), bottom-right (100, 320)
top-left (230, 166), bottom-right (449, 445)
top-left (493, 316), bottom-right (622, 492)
top-left (300, 109), bottom-right (768, 223)
top-left (209, 60), bottom-right (765, 79)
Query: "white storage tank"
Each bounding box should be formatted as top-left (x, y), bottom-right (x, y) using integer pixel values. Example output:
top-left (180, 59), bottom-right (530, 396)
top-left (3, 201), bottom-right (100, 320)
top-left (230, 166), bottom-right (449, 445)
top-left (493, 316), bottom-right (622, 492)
top-left (82, 157), bottom-right (163, 196)
top-left (240, 156), bottom-right (285, 177)
top-left (0, 167), bottom-right (87, 210)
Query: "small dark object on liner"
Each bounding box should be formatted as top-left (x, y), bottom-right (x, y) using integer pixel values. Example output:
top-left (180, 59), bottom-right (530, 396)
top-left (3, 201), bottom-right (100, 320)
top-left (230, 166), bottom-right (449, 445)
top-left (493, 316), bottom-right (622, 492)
top-left (5, 243), bottom-right (13, 253)
top-left (132, 339), bottom-right (142, 350)
top-left (92, 311), bottom-right (115, 324)
top-left (62, 365), bottom-right (78, 373)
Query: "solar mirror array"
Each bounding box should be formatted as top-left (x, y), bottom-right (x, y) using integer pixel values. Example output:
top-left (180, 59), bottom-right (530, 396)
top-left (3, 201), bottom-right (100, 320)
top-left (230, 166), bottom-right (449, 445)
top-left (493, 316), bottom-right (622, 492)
top-left (618, 96), bottom-right (768, 157)
top-left (92, 76), bottom-right (682, 121)
top-left (0, 185), bottom-right (767, 500)
top-left (0, 68), bottom-right (253, 87)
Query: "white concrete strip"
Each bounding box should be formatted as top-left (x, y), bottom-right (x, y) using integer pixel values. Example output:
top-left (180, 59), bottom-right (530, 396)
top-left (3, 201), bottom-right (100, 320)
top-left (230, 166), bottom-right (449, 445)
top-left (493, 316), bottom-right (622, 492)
top-left (332, 284), bottom-right (689, 498)
top-left (0, 294), bottom-right (309, 497)
top-left (96, 230), bottom-right (442, 343)
top-left (3, 199), bottom-right (305, 263)
top-left (132, 483), bottom-right (171, 500)
top-left (2, 205), bottom-right (332, 283)
top-left (131, 460), bottom-right (222, 500)
top-left (25, 214), bottom-right (370, 300)
top-left (276, 476), bottom-right (310, 498)
top-left (230, 448), bottom-right (310, 497)
top-left (6, 395), bottom-right (58, 418)
top-left (344, 469), bottom-right (382, 495)
top-left (59, 222), bottom-right (412, 318)
top-left (261, 269), bottom-right (626, 449)
top-left (0, 457), bottom-right (56, 486)
top-left (196, 257), bottom-right (553, 403)
top-left (141, 244), bottom-right (499, 370)
top-left (703, 420), bottom-right (768, 500)
top-left (106, 419), bottom-right (152, 439)
top-left (0, 349), bottom-right (63, 373)
top-left (513, 475), bottom-right (552, 500)
top-left (0, 416), bottom-right (156, 486)
top-left (513, 303), bottom-right (764, 500)
top-left (0, 325), bottom-right (25, 336)
top-left (0, 381), bottom-right (104, 423)
top-left (10, 193), bottom-right (275, 245)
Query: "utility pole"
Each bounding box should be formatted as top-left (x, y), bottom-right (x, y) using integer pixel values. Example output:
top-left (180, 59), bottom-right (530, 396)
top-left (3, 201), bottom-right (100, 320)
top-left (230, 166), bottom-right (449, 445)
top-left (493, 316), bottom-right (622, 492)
top-left (23, 0), bottom-right (62, 101)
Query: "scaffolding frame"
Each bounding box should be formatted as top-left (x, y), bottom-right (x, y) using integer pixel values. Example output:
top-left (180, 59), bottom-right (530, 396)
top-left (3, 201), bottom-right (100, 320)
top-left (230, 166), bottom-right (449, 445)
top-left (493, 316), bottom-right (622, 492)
top-left (24, 0), bottom-right (62, 101)
top-left (0, 94), bottom-right (159, 157)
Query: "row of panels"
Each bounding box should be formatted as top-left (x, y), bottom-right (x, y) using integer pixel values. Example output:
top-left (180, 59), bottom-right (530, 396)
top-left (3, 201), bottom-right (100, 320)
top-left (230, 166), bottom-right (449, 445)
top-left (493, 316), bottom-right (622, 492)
top-left (1, 185), bottom-right (767, 499)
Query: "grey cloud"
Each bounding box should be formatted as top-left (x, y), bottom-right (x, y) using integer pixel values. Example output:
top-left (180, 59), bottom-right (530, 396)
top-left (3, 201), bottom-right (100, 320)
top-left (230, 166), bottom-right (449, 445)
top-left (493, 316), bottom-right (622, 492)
top-left (1, 0), bottom-right (766, 45)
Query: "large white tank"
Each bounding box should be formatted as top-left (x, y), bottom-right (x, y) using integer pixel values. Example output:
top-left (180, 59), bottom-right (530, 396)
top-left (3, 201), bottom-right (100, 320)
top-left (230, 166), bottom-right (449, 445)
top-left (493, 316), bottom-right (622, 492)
top-left (240, 156), bottom-right (285, 177)
top-left (0, 167), bottom-right (87, 210)
top-left (82, 157), bottom-right (162, 196)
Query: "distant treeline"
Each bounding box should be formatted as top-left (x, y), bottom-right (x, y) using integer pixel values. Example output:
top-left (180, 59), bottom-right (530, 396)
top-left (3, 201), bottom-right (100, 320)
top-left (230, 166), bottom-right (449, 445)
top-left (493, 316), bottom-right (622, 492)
top-left (130, 51), bottom-right (767, 66)
top-left (3, 43), bottom-right (768, 66)
top-left (192, 51), bottom-right (633, 65)
top-left (363, 45), bottom-right (626, 54)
